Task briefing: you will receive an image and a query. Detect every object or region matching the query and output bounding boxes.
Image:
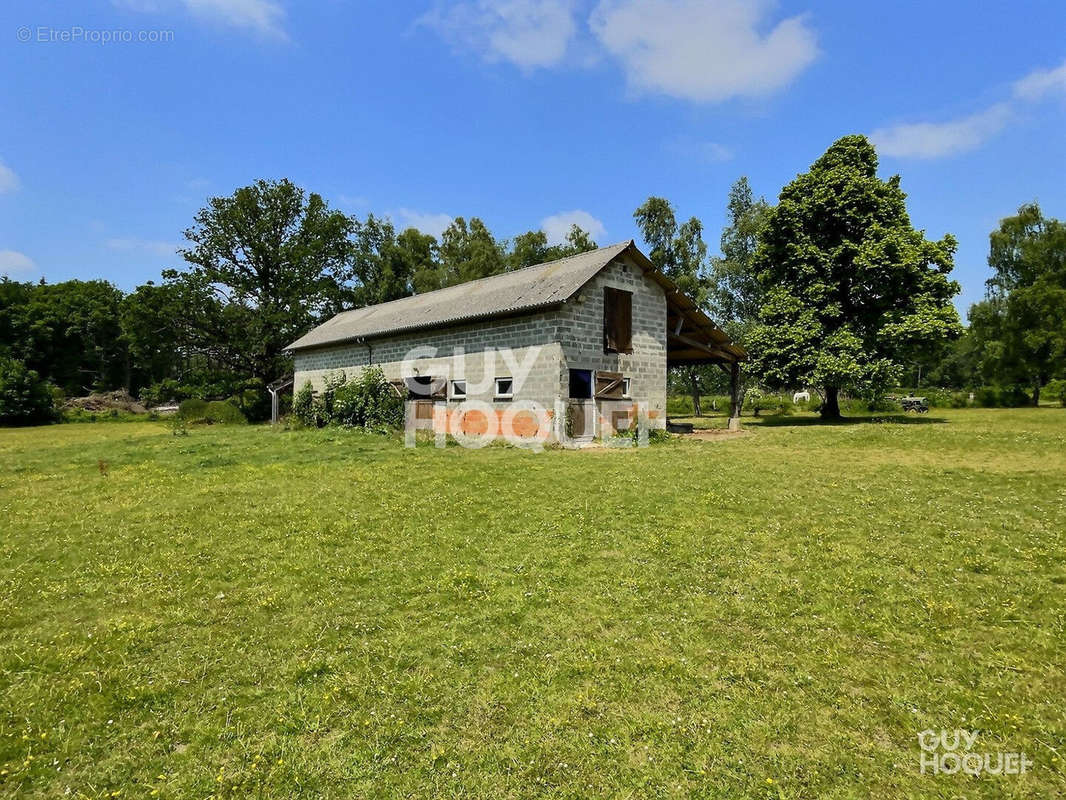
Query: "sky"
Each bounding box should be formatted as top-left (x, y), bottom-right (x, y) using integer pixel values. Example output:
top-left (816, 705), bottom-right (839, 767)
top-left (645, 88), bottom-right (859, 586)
top-left (2, 0), bottom-right (1065, 316)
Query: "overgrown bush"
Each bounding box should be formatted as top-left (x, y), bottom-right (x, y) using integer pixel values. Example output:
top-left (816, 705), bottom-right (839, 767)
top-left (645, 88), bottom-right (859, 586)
top-left (866, 395), bottom-right (902, 413)
top-left (332, 367), bottom-right (403, 430)
top-left (0, 357), bottom-right (57, 426)
top-left (1043, 379), bottom-right (1066, 407)
top-left (177, 398), bottom-right (209, 419)
top-left (177, 398), bottom-right (247, 424)
top-left (141, 376), bottom-right (271, 421)
top-left (292, 380), bottom-right (318, 427)
top-left (226, 379), bottom-right (270, 423)
top-left (291, 367), bottom-right (402, 431)
top-left (974, 385), bottom-right (1031, 408)
top-left (949, 392), bottom-right (970, 408)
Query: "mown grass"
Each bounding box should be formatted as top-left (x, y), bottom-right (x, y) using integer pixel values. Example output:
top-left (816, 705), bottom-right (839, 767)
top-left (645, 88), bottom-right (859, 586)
top-left (1, 409), bottom-right (1064, 798)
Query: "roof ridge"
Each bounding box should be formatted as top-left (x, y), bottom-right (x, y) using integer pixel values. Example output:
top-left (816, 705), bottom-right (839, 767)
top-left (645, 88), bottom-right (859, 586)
top-left (331, 240), bottom-right (632, 320)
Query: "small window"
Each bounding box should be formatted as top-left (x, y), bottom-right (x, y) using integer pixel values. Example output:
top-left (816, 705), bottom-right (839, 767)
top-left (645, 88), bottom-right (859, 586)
top-left (622, 378), bottom-right (631, 398)
top-left (450, 380), bottom-right (467, 400)
top-left (494, 377), bottom-right (514, 400)
top-left (406, 375), bottom-right (444, 399)
top-left (568, 369), bottom-right (593, 399)
top-left (603, 287), bottom-right (633, 353)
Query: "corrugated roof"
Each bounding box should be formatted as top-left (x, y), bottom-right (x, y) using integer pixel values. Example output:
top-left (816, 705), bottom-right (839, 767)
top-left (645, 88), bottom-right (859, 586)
top-left (286, 241), bottom-right (632, 351)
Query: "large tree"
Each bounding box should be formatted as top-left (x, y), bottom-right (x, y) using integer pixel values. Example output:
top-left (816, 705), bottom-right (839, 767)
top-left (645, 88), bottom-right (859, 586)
top-left (175, 178), bottom-right (354, 383)
top-left (749, 135), bottom-right (961, 418)
top-left (633, 197), bottom-right (714, 414)
top-left (438, 217), bottom-right (507, 287)
top-left (508, 225), bottom-right (598, 270)
top-left (710, 177), bottom-right (771, 326)
top-left (970, 203), bottom-right (1066, 403)
top-left (0, 279), bottom-right (127, 395)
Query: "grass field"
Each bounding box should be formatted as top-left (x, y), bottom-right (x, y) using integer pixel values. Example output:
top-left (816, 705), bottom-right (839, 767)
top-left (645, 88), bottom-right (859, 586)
top-left (1, 409), bottom-right (1065, 798)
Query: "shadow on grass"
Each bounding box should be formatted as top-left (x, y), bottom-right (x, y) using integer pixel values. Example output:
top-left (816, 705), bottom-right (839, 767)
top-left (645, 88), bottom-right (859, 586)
top-left (756, 413), bottom-right (949, 427)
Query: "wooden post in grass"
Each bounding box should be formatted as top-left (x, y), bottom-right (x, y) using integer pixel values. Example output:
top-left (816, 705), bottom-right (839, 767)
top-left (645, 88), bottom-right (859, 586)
top-left (728, 362), bottom-right (742, 431)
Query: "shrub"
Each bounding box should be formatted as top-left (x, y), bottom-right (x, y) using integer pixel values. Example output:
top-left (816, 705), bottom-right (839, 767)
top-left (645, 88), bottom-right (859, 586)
top-left (866, 395), bottom-right (902, 413)
top-left (331, 367), bottom-right (402, 430)
top-left (747, 390), bottom-right (789, 416)
top-left (177, 398), bottom-right (209, 419)
top-left (1044, 379), bottom-right (1066, 407)
top-left (292, 380), bottom-right (317, 426)
top-left (203, 400), bottom-right (247, 425)
top-left (291, 369), bottom-right (402, 430)
top-left (916, 387), bottom-right (952, 408)
top-left (949, 392), bottom-right (969, 409)
top-left (227, 378), bottom-right (270, 423)
top-left (177, 398), bottom-right (246, 424)
top-left (666, 394), bottom-right (730, 416)
top-left (0, 357), bottom-right (57, 426)
top-left (321, 371), bottom-right (346, 419)
top-left (974, 386), bottom-right (1031, 408)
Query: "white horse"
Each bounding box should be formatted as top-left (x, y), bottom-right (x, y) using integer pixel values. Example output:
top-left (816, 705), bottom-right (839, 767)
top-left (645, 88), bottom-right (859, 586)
top-left (792, 390), bottom-right (811, 404)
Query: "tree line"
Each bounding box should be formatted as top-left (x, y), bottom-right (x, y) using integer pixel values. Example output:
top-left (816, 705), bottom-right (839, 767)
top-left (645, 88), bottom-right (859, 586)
top-left (0, 180), bottom-right (599, 422)
top-left (1, 134), bottom-right (1062, 425)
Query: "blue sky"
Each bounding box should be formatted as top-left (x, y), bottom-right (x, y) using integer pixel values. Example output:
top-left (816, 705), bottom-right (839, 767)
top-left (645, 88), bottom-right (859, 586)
top-left (2, 0), bottom-right (1064, 315)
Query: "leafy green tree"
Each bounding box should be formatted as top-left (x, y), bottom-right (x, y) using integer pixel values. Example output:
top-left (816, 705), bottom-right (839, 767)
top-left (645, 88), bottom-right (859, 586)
top-left (560, 224), bottom-right (598, 255)
top-left (970, 203), bottom-right (1066, 404)
top-left (344, 215), bottom-right (441, 307)
top-left (924, 326), bottom-right (980, 389)
top-left (1, 279), bottom-right (127, 395)
top-left (749, 135), bottom-right (961, 418)
top-left (710, 177), bottom-right (771, 325)
top-left (509, 230), bottom-right (554, 270)
top-left (0, 356), bottom-right (56, 426)
top-left (508, 225), bottom-right (599, 270)
top-left (175, 178), bottom-right (355, 383)
top-left (438, 217), bottom-right (507, 286)
top-left (633, 197), bottom-right (716, 413)
top-left (634, 197), bottom-right (711, 307)
top-left (704, 177), bottom-right (773, 413)
top-left (119, 281), bottom-right (204, 395)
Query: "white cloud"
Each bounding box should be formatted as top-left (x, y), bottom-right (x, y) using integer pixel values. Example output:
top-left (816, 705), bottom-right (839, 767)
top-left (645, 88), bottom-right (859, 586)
top-left (0, 160), bottom-right (18, 194)
top-left (1013, 59), bottom-right (1066, 101)
top-left (114, 0), bottom-right (287, 39)
top-left (589, 0), bottom-right (818, 103)
top-left (873, 58), bottom-right (1066, 160)
top-left (106, 237), bottom-right (182, 257)
top-left (870, 102), bottom-right (1013, 159)
top-left (419, 0), bottom-right (578, 70)
top-left (0, 250), bottom-right (36, 276)
top-left (392, 209), bottom-right (454, 239)
top-left (540, 209), bottom-right (606, 245)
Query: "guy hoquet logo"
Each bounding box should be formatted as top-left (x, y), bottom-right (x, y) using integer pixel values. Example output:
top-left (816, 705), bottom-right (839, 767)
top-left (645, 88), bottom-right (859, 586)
top-left (918, 729), bottom-right (1032, 776)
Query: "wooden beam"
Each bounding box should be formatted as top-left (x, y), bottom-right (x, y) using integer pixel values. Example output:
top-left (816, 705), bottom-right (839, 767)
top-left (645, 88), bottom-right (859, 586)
top-left (667, 330), bottom-right (735, 361)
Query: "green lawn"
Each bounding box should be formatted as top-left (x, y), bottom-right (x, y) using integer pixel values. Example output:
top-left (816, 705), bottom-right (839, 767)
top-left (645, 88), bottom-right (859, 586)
top-left (1, 409), bottom-right (1064, 798)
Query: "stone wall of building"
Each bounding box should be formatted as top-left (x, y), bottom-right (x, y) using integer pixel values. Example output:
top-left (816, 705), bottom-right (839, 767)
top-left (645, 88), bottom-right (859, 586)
top-left (291, 253), bottom-right (669, 432)
top-left (292, 309), bottom-right (564, 408)
top-left (554, 253), bottom-right (669, 426)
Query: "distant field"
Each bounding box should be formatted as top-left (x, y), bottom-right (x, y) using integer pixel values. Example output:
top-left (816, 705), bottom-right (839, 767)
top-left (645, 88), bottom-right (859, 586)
top-left (1, 409), bottom-right (1064, 798)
